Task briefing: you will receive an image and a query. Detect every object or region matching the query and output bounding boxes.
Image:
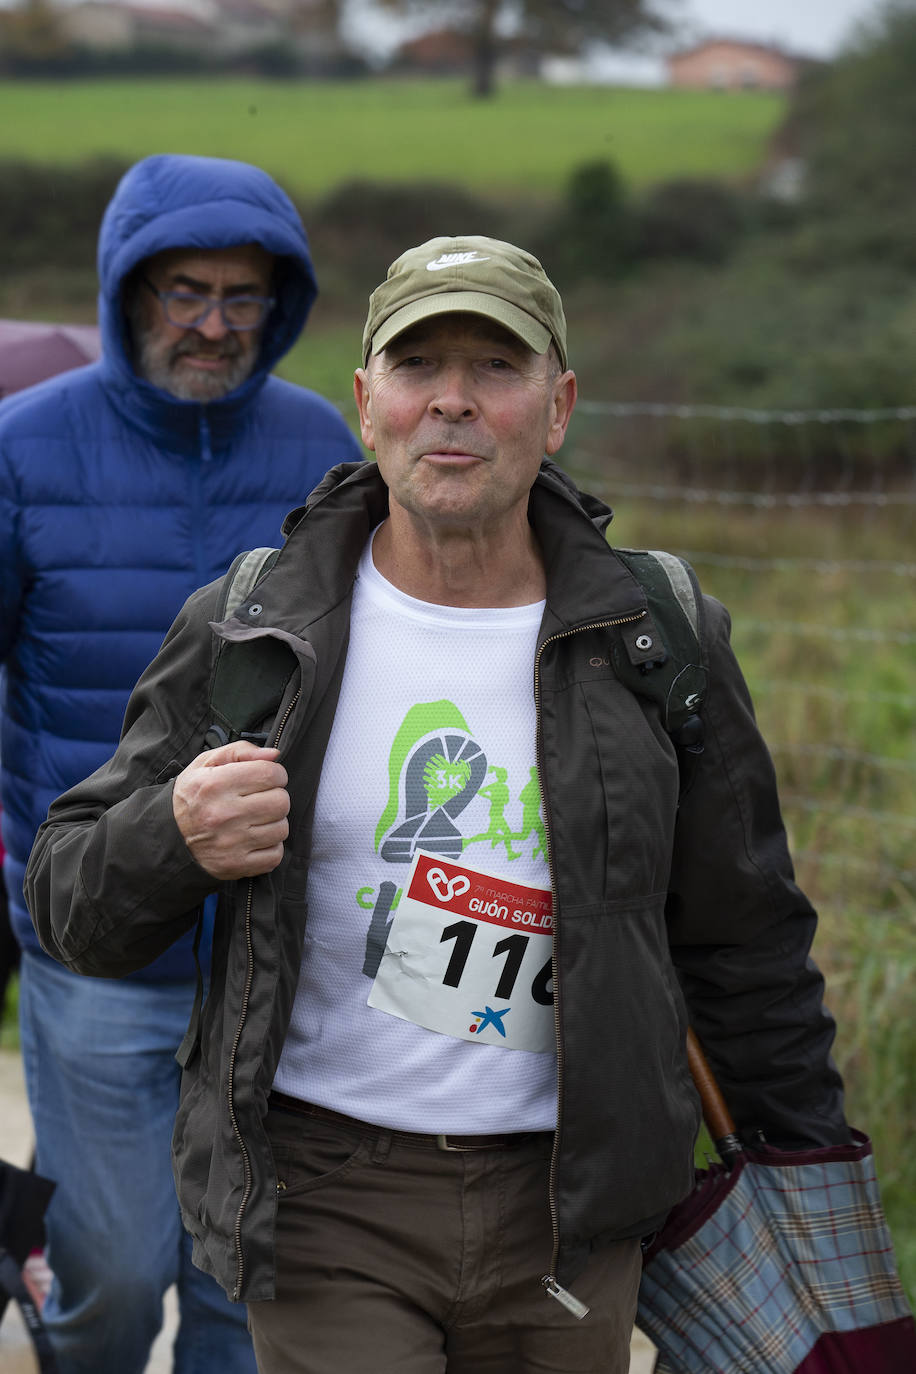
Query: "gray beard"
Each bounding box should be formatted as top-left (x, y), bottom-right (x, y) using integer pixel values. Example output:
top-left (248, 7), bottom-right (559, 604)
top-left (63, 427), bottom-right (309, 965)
top-left (134, 329), bottom-right (256, 402)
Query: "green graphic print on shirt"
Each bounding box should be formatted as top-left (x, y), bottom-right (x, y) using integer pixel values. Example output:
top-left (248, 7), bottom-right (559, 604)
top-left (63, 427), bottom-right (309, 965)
top-left (360, 699), bottom-right (547, 979)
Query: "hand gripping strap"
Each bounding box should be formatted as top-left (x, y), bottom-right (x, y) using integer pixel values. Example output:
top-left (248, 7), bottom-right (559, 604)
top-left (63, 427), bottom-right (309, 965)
top-left (177, 547), bottom-right (282, 1072)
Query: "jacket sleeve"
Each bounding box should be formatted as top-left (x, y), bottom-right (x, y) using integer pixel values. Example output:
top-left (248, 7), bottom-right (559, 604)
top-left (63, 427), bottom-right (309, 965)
top-left (24, 582), bottom-right (225, 978)
top-left (666, 595), bottom-right (849, 1149)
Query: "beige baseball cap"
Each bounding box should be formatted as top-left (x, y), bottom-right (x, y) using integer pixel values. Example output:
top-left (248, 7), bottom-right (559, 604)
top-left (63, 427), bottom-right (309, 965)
top-left (362, 235), bottom-right (568, 370)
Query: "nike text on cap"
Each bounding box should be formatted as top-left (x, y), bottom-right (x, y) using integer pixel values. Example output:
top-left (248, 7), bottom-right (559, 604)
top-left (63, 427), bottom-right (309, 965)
top-left (362, 235), bottom-right (568, 370)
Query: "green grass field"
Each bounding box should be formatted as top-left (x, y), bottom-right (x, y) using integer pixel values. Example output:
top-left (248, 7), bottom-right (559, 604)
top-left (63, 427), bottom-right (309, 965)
top-left (0, 77), bottom-right (785, 196)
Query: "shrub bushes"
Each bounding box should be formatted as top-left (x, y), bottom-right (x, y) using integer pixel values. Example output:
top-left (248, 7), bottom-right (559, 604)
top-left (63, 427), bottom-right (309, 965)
top-left (0, 157), bottom-right (128, 273)
top-left (635, 177), bottom-right (748, 264)
top-left (307, 178), bottom-right (512, 292)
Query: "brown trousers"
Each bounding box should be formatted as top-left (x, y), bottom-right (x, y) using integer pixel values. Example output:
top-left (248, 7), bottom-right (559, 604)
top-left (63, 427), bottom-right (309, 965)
top-left (247, 1102), bottom-right (642, 1374)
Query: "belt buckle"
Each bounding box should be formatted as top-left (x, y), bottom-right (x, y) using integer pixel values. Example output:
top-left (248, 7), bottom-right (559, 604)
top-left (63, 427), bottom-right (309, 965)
top-left (436, 1133), bottom-right (465, 1152)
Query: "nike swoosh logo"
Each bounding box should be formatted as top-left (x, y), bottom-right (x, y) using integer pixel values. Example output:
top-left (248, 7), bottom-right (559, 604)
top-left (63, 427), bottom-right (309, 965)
top-left (426, 253), bottom-right (491, 272)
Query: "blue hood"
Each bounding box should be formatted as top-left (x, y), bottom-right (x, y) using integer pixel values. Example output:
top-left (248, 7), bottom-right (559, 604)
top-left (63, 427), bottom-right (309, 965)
top-left (97, 154), bottom-right (317, 445)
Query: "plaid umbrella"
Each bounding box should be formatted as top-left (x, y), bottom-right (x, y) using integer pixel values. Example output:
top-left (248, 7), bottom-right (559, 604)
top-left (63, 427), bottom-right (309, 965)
top-left (637, 1033), bottom-right (916, 1373)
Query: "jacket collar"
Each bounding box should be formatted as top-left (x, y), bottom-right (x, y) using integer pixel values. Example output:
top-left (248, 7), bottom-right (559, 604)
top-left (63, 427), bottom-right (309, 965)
top-left (253, 459), bottom-right (648, 639)
top-left (100, 360), bottom-right (266, 452)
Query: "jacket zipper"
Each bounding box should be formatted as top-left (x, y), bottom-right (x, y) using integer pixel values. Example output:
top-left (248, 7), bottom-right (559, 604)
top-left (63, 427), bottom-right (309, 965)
top-left (193, 409), bottom-right (212, 590)
top-left (229, 686), bottom-right (301, 1300)
top-left (534, 608), bottom-right (646, 1319)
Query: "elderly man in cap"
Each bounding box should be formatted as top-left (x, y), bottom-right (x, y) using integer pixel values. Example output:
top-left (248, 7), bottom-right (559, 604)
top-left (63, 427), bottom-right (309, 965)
top-left (26, 236), bottom-right (848, 1373)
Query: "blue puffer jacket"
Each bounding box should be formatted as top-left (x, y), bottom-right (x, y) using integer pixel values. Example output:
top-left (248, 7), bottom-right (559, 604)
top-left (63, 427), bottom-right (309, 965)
top-left (0, 153), bottom-right (362, 975)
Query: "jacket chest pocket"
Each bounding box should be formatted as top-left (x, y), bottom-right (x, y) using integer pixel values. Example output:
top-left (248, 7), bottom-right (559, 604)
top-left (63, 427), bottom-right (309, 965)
top-left (206, 629), bottom-right (315, 750)
top-left (540, 674), bottom-right (679, 904)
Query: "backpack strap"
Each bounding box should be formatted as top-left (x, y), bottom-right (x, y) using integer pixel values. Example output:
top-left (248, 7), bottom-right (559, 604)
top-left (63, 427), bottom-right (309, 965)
top-left (204, 546), bottom-right (286, 751)
top-left (177, 546), bottom-right (286, 1072)
top-left (220, 546), bottom-right (281, 619)
top-left (611, 547), bottom-right (708, 760)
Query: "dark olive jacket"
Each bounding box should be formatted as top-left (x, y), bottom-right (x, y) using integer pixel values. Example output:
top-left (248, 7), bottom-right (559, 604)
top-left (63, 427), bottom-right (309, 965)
top-left (25, 460), bottom-right (847, 1304)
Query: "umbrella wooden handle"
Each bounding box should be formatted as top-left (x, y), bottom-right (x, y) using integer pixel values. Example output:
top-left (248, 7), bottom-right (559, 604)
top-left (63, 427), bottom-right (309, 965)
top-left (686, 1027), bottom-right (743, 1164)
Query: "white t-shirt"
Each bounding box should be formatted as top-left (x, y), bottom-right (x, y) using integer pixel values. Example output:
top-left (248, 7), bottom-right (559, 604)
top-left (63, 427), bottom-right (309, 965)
top-left (273, 534), bottom-right (559, 1133)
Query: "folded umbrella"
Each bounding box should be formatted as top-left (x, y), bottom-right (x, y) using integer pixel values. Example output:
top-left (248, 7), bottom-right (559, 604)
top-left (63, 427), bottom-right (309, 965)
top-left (637, 1031), bottom-right (916, 1373)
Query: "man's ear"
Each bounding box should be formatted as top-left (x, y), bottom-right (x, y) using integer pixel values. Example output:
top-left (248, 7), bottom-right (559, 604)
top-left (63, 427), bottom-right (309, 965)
top-left (353, 367), bottom-right (376, 452)
top-left (545, 371), bottom-right (577, 457)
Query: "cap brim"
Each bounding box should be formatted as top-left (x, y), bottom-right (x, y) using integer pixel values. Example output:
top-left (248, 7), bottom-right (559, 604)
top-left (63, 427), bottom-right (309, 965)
top-left (369, 291), bottom-right (552, 360)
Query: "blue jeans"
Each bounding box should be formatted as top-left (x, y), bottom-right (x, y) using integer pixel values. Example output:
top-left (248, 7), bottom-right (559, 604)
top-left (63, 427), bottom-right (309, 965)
top-left (19, 952), bottom-right (257, 1374)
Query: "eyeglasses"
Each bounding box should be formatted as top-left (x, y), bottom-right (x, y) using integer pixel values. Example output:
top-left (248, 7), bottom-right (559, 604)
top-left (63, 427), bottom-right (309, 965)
top-left (142, 277), bottom-right (275, 331)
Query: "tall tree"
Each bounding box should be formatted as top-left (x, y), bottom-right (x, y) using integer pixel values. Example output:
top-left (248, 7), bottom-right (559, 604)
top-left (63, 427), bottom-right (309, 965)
top-left (381, 0), bottom-right (674, 97)
top-left (0, 0), bottom-right (70, 68)
top-left (793, 0), bottom-right (916, 216)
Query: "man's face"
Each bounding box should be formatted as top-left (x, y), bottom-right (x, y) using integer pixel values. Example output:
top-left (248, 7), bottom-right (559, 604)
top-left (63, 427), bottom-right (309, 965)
top-left (128, 243), bottom-right (274, 402)
top-left (354, 316), bottom-right (576, 536)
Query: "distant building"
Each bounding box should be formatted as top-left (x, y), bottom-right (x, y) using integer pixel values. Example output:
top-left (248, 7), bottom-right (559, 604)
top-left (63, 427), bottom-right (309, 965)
top-left (61, 2), bottom-right (214, 54)
top-left (667, 38), bottom-right (805, 91)
top-left (59, 0), bottom-right (349, 65)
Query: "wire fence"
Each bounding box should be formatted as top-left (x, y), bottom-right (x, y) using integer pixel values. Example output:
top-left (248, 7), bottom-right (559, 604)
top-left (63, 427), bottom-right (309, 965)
top-left (564, 400), bottom-right (916, 939)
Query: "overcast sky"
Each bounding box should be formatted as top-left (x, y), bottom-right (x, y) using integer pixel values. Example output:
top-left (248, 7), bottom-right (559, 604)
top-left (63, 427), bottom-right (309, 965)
top-left (674, 0), bottom-right (886, 57)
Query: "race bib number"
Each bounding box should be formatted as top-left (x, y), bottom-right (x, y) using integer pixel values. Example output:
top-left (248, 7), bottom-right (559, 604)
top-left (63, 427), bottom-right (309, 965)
top-left (368, 852), bottom-right (555, 1052)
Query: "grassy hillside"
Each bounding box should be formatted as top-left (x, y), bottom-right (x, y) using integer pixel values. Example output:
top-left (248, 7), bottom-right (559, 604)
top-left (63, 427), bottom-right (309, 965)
top-left (0, 78), bottom-right (785, 196)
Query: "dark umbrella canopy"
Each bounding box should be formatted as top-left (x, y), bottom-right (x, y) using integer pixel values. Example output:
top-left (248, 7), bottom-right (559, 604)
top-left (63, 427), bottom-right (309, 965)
top-left (0, 319), bottom-right (101, 399)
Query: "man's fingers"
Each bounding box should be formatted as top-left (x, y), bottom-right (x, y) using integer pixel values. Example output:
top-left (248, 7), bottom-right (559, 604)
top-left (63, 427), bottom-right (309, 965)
top-left (180, 752), bottom-right (288, 798)
top-left (222, 840), bottom-right (286, 880)
top-left (202, 759), bottom-right (289, 798)
top-left (193, 741), bottom-right (280, 768)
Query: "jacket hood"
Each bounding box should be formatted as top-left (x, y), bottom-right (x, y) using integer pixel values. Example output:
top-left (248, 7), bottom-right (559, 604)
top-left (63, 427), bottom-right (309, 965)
top-left (96, 154), bottom-right (317, 440)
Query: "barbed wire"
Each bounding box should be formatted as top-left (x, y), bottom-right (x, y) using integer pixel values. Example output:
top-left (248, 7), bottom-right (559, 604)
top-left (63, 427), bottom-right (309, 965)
top-left (604, 483), bottom-right (916, 508)
top-left (782, 794), bottom-right (916, 829)
top-left (575, 400), bottom-right (916, 424)
top-left (768, 742), bottom-right (916, 772)
top-left (570, 407), bottom-right (916, 917)
top-left (737, 618), bottom-right (916, 645)
top-left (682, 551), bottom-right (916, 578)
top-left (755, 679), bottom-right (916, 707)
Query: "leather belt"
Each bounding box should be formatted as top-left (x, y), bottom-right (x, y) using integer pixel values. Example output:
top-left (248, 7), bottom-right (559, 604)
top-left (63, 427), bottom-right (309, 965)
top-left (269, 1090), bottom-right (550, 1153)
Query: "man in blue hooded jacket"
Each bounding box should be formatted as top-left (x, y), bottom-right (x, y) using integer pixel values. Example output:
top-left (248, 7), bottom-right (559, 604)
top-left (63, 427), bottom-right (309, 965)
top-left (0, 154), bottom-right (361, 1372)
